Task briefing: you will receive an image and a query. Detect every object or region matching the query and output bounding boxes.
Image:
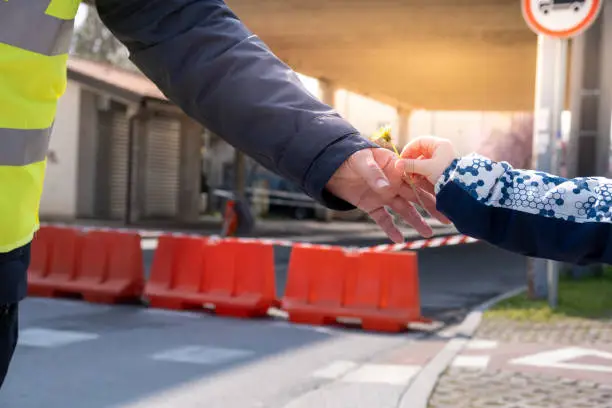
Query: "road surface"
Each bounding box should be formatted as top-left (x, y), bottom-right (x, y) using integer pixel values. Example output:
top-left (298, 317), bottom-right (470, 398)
top-left (0, 240), bottom-right (526, 407)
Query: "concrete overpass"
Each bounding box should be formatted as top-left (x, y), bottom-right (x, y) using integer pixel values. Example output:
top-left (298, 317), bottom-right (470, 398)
top-left (226, 0), bottom-right (539, 112)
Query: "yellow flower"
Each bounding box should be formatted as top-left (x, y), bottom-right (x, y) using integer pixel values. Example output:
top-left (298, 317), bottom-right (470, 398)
top-left (371, 125), bottom-right (399, 156)
top-left (370, 125), bottom-right (427, 210)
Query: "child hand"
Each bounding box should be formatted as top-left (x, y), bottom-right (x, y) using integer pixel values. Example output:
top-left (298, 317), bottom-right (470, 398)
top-left (395, 136), bottom-right (458, 185)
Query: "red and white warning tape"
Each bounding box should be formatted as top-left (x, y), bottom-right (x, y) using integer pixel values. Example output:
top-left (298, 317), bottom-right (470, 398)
top-left (361, 234), bottom-right (478, 253)
top-left (224, 234), bottom-right (479, 252)
top-left (39, 222), bottom-right (478, 252)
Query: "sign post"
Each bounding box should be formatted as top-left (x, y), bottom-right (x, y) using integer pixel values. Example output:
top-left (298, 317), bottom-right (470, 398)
top-left (522, 0), bottom-right (603, 307)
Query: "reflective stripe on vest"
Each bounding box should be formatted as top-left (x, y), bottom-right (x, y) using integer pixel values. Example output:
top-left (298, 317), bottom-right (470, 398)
top-left (0, 0), bottom-right (81, 252)
top-left (0, 1), bottom-right (74, 56)
top-left (0, 128), bottom-right (52, 166)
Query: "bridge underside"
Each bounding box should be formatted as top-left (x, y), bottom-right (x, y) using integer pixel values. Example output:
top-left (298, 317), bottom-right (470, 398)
top-left (227, 0), bottom-right (539, 111)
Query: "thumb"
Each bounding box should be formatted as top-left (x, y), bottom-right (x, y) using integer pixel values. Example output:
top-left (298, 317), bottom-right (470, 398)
top-left (349, 149), bottom-right (393, 195)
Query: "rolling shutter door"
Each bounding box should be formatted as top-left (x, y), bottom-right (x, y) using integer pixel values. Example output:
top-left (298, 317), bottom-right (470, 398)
top-left (144, 116), bottom-right (181, 217)
top-left (109, 110), bottom-right (130, 220)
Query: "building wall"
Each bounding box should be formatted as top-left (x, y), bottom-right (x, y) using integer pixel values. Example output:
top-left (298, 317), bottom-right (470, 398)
top-left (39, 81), bottom-right (81, 219)
top-left (75, 88), bottom-right (101, 218)
top-left (336, 90), bottom-right (399, 140)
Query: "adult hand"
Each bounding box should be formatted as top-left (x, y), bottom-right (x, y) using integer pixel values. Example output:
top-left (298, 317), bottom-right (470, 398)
top-left (395, 136), bottom-right (458, 185)
top-left (325, 148), bottom-right (451, 243)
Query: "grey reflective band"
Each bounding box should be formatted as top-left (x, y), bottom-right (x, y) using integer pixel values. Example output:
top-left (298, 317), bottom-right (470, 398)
top-left (0, 127), bottom-right (51, 166)
top-left (0, 1), bottom-right (74, 56)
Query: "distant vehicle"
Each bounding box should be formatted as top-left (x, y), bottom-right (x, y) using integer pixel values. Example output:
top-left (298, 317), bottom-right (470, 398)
top-left (213, 168), bottom-right (318, 220)
top-left (539, 0), bottom-right (586, 14)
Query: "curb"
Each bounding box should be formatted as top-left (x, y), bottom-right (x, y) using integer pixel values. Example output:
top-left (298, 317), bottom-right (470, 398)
top-left (398, 285), bottom-right (527, 408)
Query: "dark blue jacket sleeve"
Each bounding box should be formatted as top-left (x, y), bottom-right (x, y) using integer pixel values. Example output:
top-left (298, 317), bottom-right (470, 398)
top-left (93, 0), bottom-right (377, 210)
top-left (435, 154), bottom-right (612, 265)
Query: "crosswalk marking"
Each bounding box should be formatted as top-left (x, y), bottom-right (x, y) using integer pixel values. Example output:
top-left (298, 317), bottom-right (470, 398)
top-left (18, 328), bottom-right (99, 348)
top-left (312, 361), bottom-right (420, 385)
top-left (312, 361), bottom-right (358, 379)
top-left (151, 345), bottom-right (255, 365)
top-left (343, 364), bottom-right (420, 385)
top-left (510, 347), bottom-right (612, 373)
top-left (465, 340), bottom-right (498, 350)
top-left (451, 355), bottom-right (490, 369)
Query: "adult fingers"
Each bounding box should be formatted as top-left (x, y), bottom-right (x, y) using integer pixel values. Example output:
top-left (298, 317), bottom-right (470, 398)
top-left (411, 175), bottom-right (436, 195)
top-left (349, 149), bottom-right (394, 199)
top-left (368, 206), bottom-right (404, 243)
top-left (398, 182), bottom-right (451, 225)
top-left (388, 196), bottom-right (433, 238)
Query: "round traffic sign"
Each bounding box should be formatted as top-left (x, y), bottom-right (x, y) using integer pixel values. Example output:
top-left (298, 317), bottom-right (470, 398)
top-left (522, 0), bottom-right (603, 38)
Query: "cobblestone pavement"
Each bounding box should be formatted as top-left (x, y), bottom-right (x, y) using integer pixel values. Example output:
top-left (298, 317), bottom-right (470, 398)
top-left (430, 369), bottom-right (612, 408)
top-left (428, 317), bottom-right (612, 408)
top-left (476, 317), bottom-right (612, 345)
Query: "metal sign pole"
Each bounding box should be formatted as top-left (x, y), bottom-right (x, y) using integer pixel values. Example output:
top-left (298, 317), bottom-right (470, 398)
top-left (530, 34), bottom-right (567, 307)
top-left (523, 0), bottom-right (602, 308)
top-left (547, 37), bottom-right (568, 308)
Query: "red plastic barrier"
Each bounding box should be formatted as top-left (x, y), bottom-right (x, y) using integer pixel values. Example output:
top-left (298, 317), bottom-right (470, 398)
top-left (28, 226), bottom-right (83, 297)
top-left (144, 236), bottom-right (277, 318)
top-left (281, 246), bottom-right (421, 333)
top-left (28, 227), bottom-right (144, 304)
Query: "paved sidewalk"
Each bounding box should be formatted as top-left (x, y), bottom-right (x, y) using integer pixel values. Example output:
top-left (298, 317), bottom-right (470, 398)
top-left (429, 317), bottom-right (612, 408)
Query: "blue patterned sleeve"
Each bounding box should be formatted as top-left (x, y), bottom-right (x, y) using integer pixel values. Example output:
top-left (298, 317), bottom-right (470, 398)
top-left (434, 153), bottom-right (612, 265)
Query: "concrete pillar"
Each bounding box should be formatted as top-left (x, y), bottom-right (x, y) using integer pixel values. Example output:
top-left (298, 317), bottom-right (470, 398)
top-left (177, 117), bottom-right (204, 223)
top-left (319, 78), bottom-right (337, 108)
top-left (397, 108), bottom-right (411, 150)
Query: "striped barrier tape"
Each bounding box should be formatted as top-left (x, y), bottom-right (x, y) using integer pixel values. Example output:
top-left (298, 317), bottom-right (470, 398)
top-left (227, 234), bottom-right (479, 252)
top-left (39, 222), bottom-right (479, 252)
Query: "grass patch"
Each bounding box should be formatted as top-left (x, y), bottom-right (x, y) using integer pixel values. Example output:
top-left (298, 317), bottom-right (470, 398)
top-left (485, 268), bottom-right (612, 322)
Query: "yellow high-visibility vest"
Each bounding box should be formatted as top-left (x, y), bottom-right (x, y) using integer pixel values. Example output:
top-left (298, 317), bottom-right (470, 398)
top-left (0, 0), bottom-right (81, 252)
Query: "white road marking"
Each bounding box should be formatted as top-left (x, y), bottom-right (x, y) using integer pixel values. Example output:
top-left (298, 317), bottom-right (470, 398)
top-left (312, 360), bottom-right (358, 379)
top-left (18, 328), bottom-right (99, 348)
top-left (140, 308), bottom-right (203, 319)
top-left (342, 364), bottom-right (421, 385)
top-left (451, 355), bottom-right (490, 369)
top-left (510, 347), bottom-right (612, 373)
top-left (465, 340), bottom-right (499, 350)
top-left (151, 345), bottom-right (255, 365)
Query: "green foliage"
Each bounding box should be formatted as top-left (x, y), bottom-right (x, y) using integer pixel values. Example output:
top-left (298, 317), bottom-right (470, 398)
top-left (71, 5), bottom-right (137, 72)
top-left (486, 269), bottom-right (612, 322)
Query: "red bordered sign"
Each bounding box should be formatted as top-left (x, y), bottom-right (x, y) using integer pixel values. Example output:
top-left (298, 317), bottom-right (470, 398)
top-left (522, 0), bottom-right (603, 38)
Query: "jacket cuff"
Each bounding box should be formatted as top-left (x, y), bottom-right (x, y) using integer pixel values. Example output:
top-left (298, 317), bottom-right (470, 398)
top-left (279, 114), bottom-right (377, 211)
top-left (434, 158), bottom-right (460, 195)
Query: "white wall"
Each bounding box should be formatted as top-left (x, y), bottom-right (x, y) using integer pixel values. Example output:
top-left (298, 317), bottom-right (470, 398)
top-left (40, 81), bottom-right (81, 218)
top-left (297, 73), bottom-right (401, 143)
top-left (336, 90), bottom-right (399, 141)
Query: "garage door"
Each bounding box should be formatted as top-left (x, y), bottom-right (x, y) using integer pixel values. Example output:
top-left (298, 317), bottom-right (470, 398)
top-left (144, 116), bottom-right (181, 217)
top-left (108, 109), bottom-right (130, 220)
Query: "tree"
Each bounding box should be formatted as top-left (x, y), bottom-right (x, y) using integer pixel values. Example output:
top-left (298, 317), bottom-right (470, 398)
top-left (70, 5), bottom-right (137, 72)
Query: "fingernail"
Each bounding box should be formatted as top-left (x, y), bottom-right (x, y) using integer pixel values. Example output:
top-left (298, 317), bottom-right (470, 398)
top-left (376, 178), bottom-right (390, 189)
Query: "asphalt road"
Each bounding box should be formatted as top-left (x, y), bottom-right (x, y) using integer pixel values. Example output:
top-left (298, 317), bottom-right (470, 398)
top-left (0, 239), bottom-right (526, 407)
